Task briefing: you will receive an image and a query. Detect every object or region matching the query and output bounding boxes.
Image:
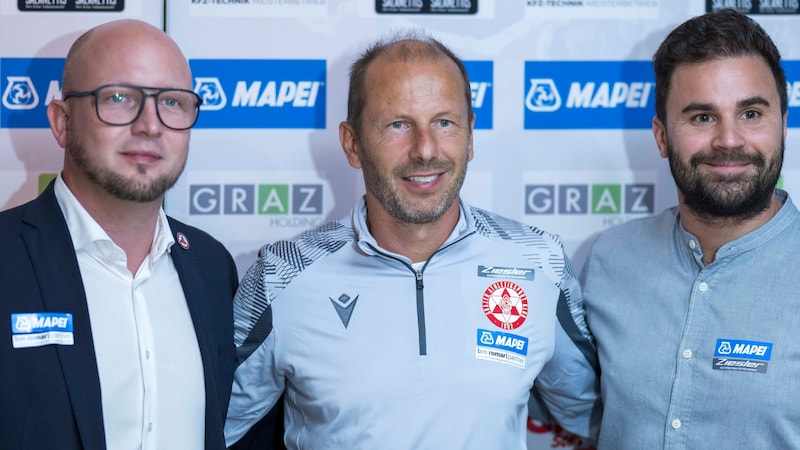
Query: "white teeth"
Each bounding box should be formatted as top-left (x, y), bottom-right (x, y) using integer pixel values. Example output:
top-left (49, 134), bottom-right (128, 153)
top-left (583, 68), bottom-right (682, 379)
top-left (408, 175), bottom-right (438, 183)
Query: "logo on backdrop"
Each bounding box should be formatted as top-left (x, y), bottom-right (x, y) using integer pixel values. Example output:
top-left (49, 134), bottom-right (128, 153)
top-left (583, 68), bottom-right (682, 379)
top-left (465, 60), bottom-right (493, 130)
top-left (707, 0), bottom-right (800, 14)
top-left (17, 0), bottom-right (124, 12)
top-left (523, 61), bottom-right (655, 129)
top-left (188, 59), bottom-right (326, 129)
top-left (522, 171), bottom-right (657, 240)
top-left (375, 0), bottom-right (477, 14)
top-left (194, 77), bottom-right (227, 111)
top-left (188, 182), bottom-right (325, 231)
top-left (523, 60), bottom-right (800, 129)
top-left (0, 58), bottom-right (64, 128)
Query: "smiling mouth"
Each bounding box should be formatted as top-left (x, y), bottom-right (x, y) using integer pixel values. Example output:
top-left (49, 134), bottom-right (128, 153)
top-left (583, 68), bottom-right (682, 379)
top-left (406, 174), bottom-right (440, 183)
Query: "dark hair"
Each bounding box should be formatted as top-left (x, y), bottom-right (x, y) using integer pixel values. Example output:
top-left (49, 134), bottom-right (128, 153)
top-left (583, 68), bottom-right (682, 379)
top-left (653, 8), bottom-right (786, 124)
top-left (345, 29), bottom-right (473, 133)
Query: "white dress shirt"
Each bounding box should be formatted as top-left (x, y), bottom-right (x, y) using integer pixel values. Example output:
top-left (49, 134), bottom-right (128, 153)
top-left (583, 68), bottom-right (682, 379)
top-left (54, 175), bottom-right (205, 449)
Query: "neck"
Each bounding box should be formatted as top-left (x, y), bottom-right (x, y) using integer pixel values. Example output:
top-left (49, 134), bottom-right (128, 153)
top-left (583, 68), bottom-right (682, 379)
top-left (67, 179), bottom-right (163, 274)
top-left (679, 192), bottom-right (782, 265)
top-left (365, 201), bottom-right (461, 264)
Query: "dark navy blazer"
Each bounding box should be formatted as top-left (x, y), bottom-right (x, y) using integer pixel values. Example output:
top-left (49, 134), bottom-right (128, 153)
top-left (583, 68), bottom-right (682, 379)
top-left (0, 182), bottom-right (237, 450)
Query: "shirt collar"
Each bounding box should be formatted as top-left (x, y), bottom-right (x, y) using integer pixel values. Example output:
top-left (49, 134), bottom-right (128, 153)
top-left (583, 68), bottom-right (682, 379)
top-left (677, 189), bottom-right (798, 262)
top-left (53, 174), bottom-right (175, 259)
top-left (352, 195), bottom-right (474, 259)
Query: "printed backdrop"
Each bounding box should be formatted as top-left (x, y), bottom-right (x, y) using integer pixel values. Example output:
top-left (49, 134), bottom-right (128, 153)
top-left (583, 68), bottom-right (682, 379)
top-left (3, 1), bottom-right (800, 447)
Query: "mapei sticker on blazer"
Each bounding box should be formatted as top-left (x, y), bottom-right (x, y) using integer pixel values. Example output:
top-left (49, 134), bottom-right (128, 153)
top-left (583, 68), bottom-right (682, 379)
top-left (11, 313), bottom-right (74, 348)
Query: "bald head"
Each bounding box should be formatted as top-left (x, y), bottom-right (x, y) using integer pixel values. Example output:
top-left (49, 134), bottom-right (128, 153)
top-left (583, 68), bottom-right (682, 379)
top-left (62, 19), bottom-right (192, 94)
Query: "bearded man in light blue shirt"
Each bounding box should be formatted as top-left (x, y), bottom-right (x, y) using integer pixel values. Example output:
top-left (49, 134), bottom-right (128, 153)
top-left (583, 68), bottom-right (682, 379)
top-left (582, 8), bottom-right (800, 449)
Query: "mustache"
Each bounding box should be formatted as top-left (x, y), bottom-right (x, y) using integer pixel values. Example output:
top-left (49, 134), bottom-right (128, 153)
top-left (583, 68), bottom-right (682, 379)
top-left (690, 149), bottom-right (765, 166)
top-left (395, 161), bottom-right (453, 177)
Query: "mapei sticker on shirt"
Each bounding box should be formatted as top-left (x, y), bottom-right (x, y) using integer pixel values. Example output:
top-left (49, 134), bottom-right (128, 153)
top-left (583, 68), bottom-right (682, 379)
top-left (475, 328), bottom-right (528, 369)
top-left (11, 313), bottom-right (74, 349)
top-left (713, 338), bottom-right (772, 373)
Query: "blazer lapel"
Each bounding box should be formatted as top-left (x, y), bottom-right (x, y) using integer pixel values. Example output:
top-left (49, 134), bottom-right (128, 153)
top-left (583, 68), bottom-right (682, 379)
top-left (21, 184), bottom-right (106, 449)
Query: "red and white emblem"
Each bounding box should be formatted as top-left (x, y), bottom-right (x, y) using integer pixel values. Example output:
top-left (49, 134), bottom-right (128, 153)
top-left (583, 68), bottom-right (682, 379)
top-left (176, 232), bottom-right (190, 250)
top-left (482, 281), bottom-right (528, 330)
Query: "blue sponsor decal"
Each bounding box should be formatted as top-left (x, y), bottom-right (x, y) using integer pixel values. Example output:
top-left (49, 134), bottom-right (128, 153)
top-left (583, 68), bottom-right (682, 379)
top-left (190, 59), bottom-right (326, 129)
top-left (783, 61), bottom-right (800, 128)
top-left (1, 58), bottom-right (64, 128)
top-left (464, 60), bottom-right (492, 130)
top-left (524, 61), bottom-right (655, 129)
top-left (477, 328), bottom-right (528, 356)
top-left (715, 339), bottom-right (773, 361)
top-left (11, 312), bottom-right (73, 334)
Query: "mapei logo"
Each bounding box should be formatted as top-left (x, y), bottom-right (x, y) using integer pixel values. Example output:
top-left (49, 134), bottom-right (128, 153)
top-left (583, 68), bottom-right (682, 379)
top-left (189, 183), bottom-right (323, 215)
top-left (525, 183), bottom-right (654, 215)
top-left (2, 77), bottom-right (38, 110)
top-left (1, 58), bottom-right (64, 128)
top-left (189, 59), bottom-right (326, 129)
top-left (523, 61), bottom-right (654, 129)
top-left (464, 60), bottom-right (493, 130)
top-left (194, 77), bottom-right (226, 111)
top-left (715, 339), bottom-right (773, 361)
top-left (782, 61), bottom-right (800, 128)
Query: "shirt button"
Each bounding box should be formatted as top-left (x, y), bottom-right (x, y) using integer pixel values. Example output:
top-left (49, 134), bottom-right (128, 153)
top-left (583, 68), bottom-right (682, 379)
top-left (148, 422), bottom-right (153, 432)
top-left (146, 350), bottom-right (151, 360)
top-left (682, 349), bottom-right (692, 359)
top-left (698, 282), bottom-right (708, 292)
top-left (688, 240), bottom-right (696, 249)
top-left (672, 418), bottom-right (681, 430)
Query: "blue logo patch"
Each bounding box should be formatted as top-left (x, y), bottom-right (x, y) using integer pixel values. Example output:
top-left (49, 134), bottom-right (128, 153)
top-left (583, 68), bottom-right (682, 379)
top-left (783, 60), bottom-right (800, 128)
top-left (464, 60), bottom-right (493, 130)
top-left (523, 61), bottom-right (654, 129)
top-left (12, 312), bottom-right (73, 334)
top-left (189, 59), bottom-right (326, 129)
top-left (1, 58), bottom-right (64, 128)
top-left (477, 328), bottom-right (528, 356)
top-left (715, 339), bottom-right (772, 361)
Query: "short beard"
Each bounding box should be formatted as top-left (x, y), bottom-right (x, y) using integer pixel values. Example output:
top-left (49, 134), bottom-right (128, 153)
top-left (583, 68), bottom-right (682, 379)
top-left (67, 131), bottom-right (183, 203)
top-left (667, 139), bottom-right (783, 225)
top-left (358, 143), bottom-right (467, 225)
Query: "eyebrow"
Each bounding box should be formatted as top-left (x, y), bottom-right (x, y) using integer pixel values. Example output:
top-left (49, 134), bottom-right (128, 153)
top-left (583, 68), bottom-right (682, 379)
top-left (680, 96), bottom-right (771, 115)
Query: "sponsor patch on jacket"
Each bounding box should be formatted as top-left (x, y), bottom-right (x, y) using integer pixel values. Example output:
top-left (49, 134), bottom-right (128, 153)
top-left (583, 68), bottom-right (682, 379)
top-left (476, 329), bottom-right (528, 369)
top-left (11, 312), bottom-right (74, 348)
top-left (713, 338), bottom-right (772, 373)
top-left (482, 281), bottom-right (528, 330)
top-left (477, 265), bottom-right (535, 281)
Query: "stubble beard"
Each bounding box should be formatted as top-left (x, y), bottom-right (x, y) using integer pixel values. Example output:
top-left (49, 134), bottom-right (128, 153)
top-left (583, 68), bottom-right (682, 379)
top-left (360, 148), bottom-right (467, 225)
top-left (66, 130), bottom-right (185, 203)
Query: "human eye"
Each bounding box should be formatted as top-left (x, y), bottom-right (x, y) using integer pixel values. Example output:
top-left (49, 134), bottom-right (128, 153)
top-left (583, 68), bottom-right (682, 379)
top-left (691, 113), bottom-right (713, 123)
top-left (742, 110), bottom-right (761, 120)
top-left (435, 119), bottom-right (453, 128)
top-left (159, 90), bottom-right (194, 112)
top-left (388, 121), bottom-right (407, 130)
top-left (102, 87), bottom-right (132, 104)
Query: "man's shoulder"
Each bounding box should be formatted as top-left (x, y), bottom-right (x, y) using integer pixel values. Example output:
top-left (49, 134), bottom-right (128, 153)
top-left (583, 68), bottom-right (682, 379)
top-left (592, 207), bottom-right (677, 248)
top-left (469, 205), bottom-right (557, 240)
top-left (166, 215), bottom-right (229, 253)
top-left (252, 216), bottom-right (354, 278)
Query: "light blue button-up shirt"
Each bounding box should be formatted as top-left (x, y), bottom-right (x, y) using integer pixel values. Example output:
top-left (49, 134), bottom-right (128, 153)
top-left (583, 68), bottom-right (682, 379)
top-left (582, 189), bottom-right (800, 449)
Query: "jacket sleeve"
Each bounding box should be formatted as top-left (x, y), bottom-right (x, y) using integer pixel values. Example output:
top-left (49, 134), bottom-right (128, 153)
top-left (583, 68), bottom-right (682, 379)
top-left (530, 246), bottom-right (601, 441)
top-left (224, 250), bottom-right (285, 447)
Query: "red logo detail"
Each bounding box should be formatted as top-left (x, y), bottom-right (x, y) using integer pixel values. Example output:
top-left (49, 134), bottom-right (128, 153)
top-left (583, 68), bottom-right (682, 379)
top-left (176, 232), bottom-right (190, 250)
top-left (481, 281), bottom-right (528, 330)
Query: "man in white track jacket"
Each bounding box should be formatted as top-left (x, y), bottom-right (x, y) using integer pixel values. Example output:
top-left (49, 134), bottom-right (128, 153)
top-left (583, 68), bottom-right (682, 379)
top-left (225, 30), bottom-right (600, 450)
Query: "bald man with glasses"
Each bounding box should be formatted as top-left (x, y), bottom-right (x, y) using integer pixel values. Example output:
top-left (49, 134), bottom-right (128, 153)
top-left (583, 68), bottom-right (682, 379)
top-left (0, 19), bottom-right (238, 450)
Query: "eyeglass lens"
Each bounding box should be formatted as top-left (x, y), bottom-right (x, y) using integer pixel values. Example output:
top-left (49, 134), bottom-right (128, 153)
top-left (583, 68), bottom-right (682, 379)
top-left (96, 85), bottom-right (199, 129)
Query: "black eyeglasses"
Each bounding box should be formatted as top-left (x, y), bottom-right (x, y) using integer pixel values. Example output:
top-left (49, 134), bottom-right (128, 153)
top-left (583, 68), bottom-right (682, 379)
top-left (62, 84), bottom-right (203, 130)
